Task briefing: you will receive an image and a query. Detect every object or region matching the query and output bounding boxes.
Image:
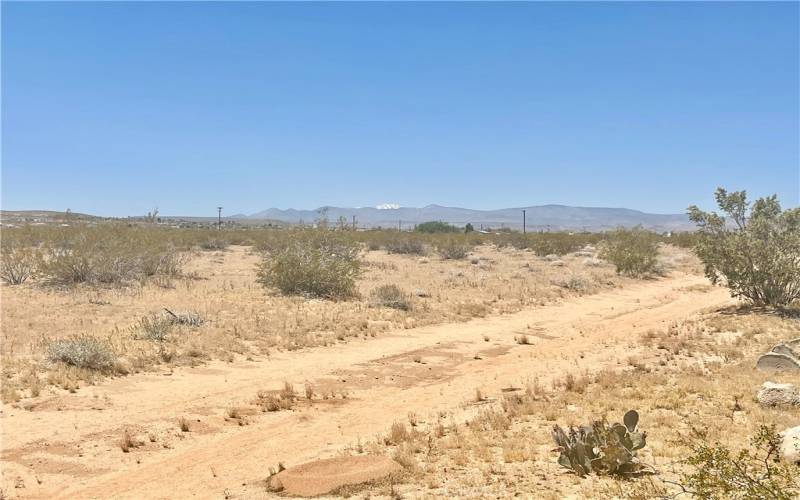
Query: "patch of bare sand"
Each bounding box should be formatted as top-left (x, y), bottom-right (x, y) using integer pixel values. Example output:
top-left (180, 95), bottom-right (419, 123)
top-left (269, 455), bottom-right (402, 496)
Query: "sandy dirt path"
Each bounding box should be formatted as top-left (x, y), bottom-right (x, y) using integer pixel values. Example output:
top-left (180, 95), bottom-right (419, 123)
top-left (1, 273), bottom-right (733, 499)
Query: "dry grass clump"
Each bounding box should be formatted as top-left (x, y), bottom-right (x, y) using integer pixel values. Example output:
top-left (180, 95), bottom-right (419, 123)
top-left (257, 382), bottom-right (297, 412)
top-left (369, 285), bottom-right (412, 311)
top-left (177, 417), bottom-right (191, 432)
top-left (119, 429), bottom-right (144, 453)
top-left (199, 238), bottom-right (228, 251)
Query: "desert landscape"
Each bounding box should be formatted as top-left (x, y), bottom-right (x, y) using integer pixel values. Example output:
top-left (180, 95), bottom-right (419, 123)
top-left (1, 196), bottom-right (798, 499)
top-left (3, 2), bottom-right (798, 498)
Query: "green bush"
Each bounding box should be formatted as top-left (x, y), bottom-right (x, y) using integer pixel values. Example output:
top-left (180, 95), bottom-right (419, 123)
top-left (369, 284), bottom-right (412, 310)
top-left (256, 232), bottom-right (361, 299)
top-left (688, 188), bottom-right (800, 306)
top-left (599, 228), bottom-right (660, 277)
top-left (46, 335), bottom-right (116, 371)
top-left (678, 424), bottom-right (798, 499)
top-left (415, 221), bottom-right (460, 234)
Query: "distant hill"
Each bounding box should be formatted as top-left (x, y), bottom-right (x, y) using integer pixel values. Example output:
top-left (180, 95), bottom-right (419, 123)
top-left (245, 204), bottom-right (693, 232)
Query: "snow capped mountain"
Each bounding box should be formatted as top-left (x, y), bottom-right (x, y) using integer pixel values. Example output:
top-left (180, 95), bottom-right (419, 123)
top-left (375, 203), bottom-right (400, 210)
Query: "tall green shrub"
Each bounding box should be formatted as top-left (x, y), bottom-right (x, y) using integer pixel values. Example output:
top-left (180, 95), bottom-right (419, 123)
top-left (688, 188), bottom-right (800, 306)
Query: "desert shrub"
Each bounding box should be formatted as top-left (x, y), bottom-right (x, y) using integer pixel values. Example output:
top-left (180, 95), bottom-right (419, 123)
top-left (599, 227), bottom-right (660, 277)
top-left (688, 188), bottom-right (800, 306)
top-left (385, 237), bottom-right (426, 256)
top-left (502, 232), bottom-right (598, 256)
top-left (369, 284), bottom-right (412, 311)
top-left (199, 238), bottom-right (228, 251)
top-left (678, 424), bottom-right (798, 499)
top-left (551, 410), bottom-right (650, 477)
top-left (415, 221), bottom-right (460, 234)
top-left (436, 237), bottom-right (472, 260)
top-left (256, 231), bottom-right (361, 299)
top-left (136, 313), bottom-right (173, 342)
top-left (32, 226), bottom-right (187, 286)
top-left (46, 335), bottom-right (116, 371)
top-left (0, 245), bottom-right (38, 284)
top-left (138, 249), bottom-right (185, 278)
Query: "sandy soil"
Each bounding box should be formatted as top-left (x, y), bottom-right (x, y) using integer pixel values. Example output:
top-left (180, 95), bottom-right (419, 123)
top-left (0, 271), bottom-right (732, 499)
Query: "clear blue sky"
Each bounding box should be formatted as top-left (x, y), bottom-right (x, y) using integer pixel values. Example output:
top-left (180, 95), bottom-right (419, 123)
top-left (2, 2), bottom-right (798, 217)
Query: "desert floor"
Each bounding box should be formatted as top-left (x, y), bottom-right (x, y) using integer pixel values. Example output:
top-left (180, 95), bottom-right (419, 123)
top-left (1, 245), bottom-right (797, 499)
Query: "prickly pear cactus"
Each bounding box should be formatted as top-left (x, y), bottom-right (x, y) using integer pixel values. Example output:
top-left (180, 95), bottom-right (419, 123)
top-left (551, 409), bottom-right (650, 477)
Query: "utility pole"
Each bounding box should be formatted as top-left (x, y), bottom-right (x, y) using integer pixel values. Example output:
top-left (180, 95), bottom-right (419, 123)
top-left (217, 207), bottom-right (223, 231)
top-left (398, 220), bottom-right (402, 232)
top-left (522, 209), bottom-right (526, 234)
top-left (352, 215), bottom-right (356, 231)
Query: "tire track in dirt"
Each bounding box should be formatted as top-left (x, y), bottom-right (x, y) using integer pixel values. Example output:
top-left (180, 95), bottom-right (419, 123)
top-left (0, 273), bottom-right (733, 499)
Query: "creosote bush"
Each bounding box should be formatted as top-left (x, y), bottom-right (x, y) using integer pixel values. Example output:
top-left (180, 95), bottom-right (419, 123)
top-left (678, 424), bottom-right (798, 499)
top-left (688, 188), bottom-right (800, 306)
top-left (435, 237), bottom-right (472, 260)
top-left (599, 227), bottom-right (660, 277)
top-left (46, 335), bottom-right (116, 371)
top-left (384, 237), bottom-right (426, 256)
top-left (1, 245), bottom-right (38, 284)
top-left (369, 284), bottom-right (412, 311)
top-left (25, 226), bottom-right (186, 286)
top-left (256, 231), bottom-right (361, 299)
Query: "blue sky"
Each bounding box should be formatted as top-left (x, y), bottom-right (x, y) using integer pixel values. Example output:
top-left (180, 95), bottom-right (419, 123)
top-left (2, 2), bottom-right (798, 217)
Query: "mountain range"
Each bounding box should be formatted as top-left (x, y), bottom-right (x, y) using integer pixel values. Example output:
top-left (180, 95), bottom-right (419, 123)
top-left (229, 204), bottom-right (694, 232)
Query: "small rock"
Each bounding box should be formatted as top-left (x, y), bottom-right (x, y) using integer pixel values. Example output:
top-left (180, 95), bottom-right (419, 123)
top-left (550, 260), bottom-right (565, 267)
top-left (756, 382), bottom-right (800, 408)
top-left (771, 342), bottom-right (800, 359)
top-left (413, 289), bottom-right (430, 298)
top-left (756, 353), bottom-right (800, 372)
top-left (780, 426), bottom-right (800, 464)
top-left (269, 455), bottom-right (402, 496)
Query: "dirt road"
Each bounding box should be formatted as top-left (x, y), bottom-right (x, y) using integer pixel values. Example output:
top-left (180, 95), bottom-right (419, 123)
top-left (1, 273), bottom-right (733, 499)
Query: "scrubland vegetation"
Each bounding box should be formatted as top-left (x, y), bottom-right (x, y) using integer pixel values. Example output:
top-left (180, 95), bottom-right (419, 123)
top-left (1, 220), bottom-right (685, 402)
top-left (1, 189), bottom-right (798, 498)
